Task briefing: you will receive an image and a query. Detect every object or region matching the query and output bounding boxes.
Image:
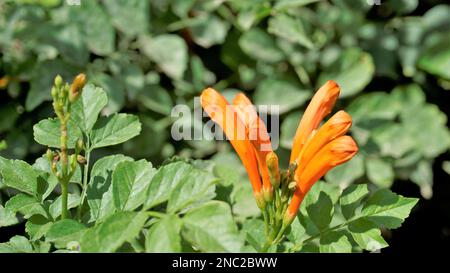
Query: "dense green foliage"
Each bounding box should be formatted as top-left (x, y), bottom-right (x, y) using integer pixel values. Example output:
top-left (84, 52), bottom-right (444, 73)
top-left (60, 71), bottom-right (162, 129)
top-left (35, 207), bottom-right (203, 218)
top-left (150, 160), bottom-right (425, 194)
top-left (0, 0), bottom-right (448, 252)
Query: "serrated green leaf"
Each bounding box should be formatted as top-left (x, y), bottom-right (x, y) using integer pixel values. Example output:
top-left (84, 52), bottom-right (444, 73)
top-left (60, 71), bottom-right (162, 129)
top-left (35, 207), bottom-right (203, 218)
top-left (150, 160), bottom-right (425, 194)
top-left (319, 231), bottom-right (352, 253)
top-left (90, 114), bottom-right (141, 149)
top-left (340, 184), bottom-right (369, 220)
top-left (362, 189), bottom-right (418, 229)
top-left (71, 84), bottom-right (108, 133)
top-left (254, 78), bottom-right (310, 114)
top-left (5, 194), bottom-right (48, 219)
top-left (112, 160), bottom-right (155, 211)
top-left (348, 218), bottom-right (388, 251)
top-left (325, 154), bottom-right (364, 187)
top-left (103, 0), bottom-right (149, 36)
top-left (0, 236), bottom-right (34, 253)
top-left (366, 158), bottom-right (395, 188)
top-left (0, 205), bottom-right (18, 227)
top-left (239, 28), bottom-right (284, 63)
top-left (268, 13), bottom-right (314, 49)
top-left (140, 34), bottom-right (188, 80)
top-left (80, 211), bottom-right (148, 253)
top-left (49, 194), bottom-right (80, 220)
top-left (182, 201), bottom-right (243, 253)
top-left (145, 215), bottom-right (182, 253)
top-left (306, 192), bottom-right (334, 230)
top-left (25, 215), bottom-right (52, 241)
top-left (87, 155), bottom-right (133, 222)
top-left (0, 157), bottom-right (38, 195)
top-left (33, 118), bottom-right (83, 149)
top-left (46, 219), bottom-right (86, 249)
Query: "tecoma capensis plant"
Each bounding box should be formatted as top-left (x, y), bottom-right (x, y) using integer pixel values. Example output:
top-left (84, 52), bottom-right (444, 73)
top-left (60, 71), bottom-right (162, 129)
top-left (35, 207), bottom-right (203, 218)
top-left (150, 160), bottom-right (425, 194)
top-left (201, 81), bottom-right (359, 250)
top-left (0, 75), bottom-right (418, 253)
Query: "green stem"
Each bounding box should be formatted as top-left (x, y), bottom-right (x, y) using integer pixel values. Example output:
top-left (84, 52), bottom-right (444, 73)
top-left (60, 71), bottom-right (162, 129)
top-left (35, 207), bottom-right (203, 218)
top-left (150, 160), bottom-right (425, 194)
top-left (77, 142), bottom-right (91, 220)
top-left (61, 179), bottom-right (68, 219)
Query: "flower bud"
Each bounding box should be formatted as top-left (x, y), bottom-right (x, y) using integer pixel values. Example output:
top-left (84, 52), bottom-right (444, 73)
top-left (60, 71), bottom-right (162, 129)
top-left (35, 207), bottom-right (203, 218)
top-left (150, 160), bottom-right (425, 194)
top-left (288, 181), bottom-right (297, 191)
top-left (46, 149), bottom-right (53, 163)
top-left (266, 151), bottom-right (280, 189)
top-left (75, 138), bottom-right (84, 153)
top-left (54, 75), bottom-right (63, 88)
top-left (69, 73), bottom-right (86, 103)
top-left (77, 155), bottom-right (87, 165)
top-left (51, 87), bottom-right (58, 99)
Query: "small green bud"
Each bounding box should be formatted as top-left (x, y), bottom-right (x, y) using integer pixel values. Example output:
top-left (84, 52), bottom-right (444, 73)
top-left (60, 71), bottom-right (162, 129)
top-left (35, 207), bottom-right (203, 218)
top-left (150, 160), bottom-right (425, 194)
top-left (75, 138), bottom-right (84, 153)
top-left (46, 149), bottom-right (53, 163)
top-left (54, 75), bottom-right (63, 87)
top-left (51, 87), bottom-right (58, 99)
top-left (70, 154), bottom-right (77, 170)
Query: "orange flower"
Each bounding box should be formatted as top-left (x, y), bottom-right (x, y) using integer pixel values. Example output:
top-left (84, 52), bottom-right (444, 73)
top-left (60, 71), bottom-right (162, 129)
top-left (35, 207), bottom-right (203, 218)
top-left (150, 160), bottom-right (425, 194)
top-left (284, 81), bottom-right (358, 224)
top-left (200, 88), bottom-right (265, 208)
top-left (289, 80), bottom-right (340, 163)
top-left (200, 80), bottom-right (358, 219)
top-left (233, 93), bottom-right (273, 200)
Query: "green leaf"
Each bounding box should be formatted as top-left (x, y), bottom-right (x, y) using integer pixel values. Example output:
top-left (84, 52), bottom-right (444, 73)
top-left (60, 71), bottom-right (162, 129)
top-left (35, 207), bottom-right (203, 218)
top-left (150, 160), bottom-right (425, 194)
top-left (71, 84), bottom-right (108, 133)
top-left (362, 189), bottom-right (419, 229)
top-left (241, 219), bottom-right (266, 252)
top-left (144, 161), bottom-right (193, 209)
top-left (325, 155), bottom-right (365, 187)
top-left (254, 78), bottom-right (311, 114)
top-left (418, 32), bottom-right (450, 80)
top-left (268, 13), bottom-right (314, 49)
top-left (138, 85), bottom-right (173, 115)
top-left (340, 184), bottom-right (369, 220)
top-left (182, 201), bottom-right (243, 253)
top-left (348, 218), bottom-right (388, 251)
top-left (49, 194), bottom-right (80, 219)
top-left (87, 155), bottom-right (133, 222)
top-left (306, 192), bottom-right (334, 230)
top-left (80, 211), bottom-right (148, 252)
top-left (103, 0), bottom-right (149, 36)
top-left (410, 160), bottom-right (433, 199)
top-left (274, 0), bottom-right (321, 10)
top-left (319, 231), bottom-right (352, 253)
top-left (5, 194), bottom-right (48, 219)
top-left (92, 73), bottom-right (125, 114)
top-left (191, 15), bottom-right (230, 48)
top-left (0, 157), bottom-right (38, 195)
top-left (25, 215), bottom-right (52, 241)
top-left (90, 113), bottom-right (141, 149)
top-left (140, 34), bottom-right (188, 80)
top-left (239, 28), bottom-right (285, 63)
top-left (318, 48), bottom-right (375, 97)
top-left (33, 118), bottom-right (83, 149)
top-left (167, 167), bottom-right (217, 213)
top-left (71, 0), bottom-right (115, 55)
top-left (0, 236), bottom-right (34, 253)
top-left (286, 216), bottom-right (306, 244)
top-left (112, 160), bottom-right (155, 211)
top-left (366, 158), bottom-right (395, 188)
top-left (0, 205), bottom-right (18, 227)
top-left (145, 215), bottom-right (182, 253)
top-left (46, 219), bottom-right (86, 249)
top-left (443, 161), bottom-right (450, 175)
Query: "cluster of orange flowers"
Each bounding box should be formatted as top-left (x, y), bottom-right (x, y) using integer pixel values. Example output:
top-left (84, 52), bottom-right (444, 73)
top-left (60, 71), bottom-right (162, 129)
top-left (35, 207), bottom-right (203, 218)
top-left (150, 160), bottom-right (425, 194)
top-left (201, 80), bottom-right (358, 226)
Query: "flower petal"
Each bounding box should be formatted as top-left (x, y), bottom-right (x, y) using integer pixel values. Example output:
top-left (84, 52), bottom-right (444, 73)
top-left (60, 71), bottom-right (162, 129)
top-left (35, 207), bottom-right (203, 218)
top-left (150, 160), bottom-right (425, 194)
top-left (290, 80), bottom-right (340, 163)
top-left (201, 88), bottom-right (262, 194)
top-left (286, 135), bottom-right (358, 220)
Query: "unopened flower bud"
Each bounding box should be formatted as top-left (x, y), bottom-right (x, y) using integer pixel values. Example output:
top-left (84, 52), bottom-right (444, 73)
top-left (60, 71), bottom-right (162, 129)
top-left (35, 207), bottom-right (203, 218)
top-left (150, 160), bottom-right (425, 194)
top-left (54, 75), bottom-right (63, 88)
top-left (77, 155), bottom-right (87, 165)
top-left (76, 138), bottom-right (84, 153)
top-left (266, 152), bottom-right (280, 189)
top-left (46, 149), bottom-right (53, 163)
top-left (51, 87), bottom-right (58, 99)
top-left (70, 154), bottom-right (77, 170)
top-left (69, 73), bottom-right (86, 103)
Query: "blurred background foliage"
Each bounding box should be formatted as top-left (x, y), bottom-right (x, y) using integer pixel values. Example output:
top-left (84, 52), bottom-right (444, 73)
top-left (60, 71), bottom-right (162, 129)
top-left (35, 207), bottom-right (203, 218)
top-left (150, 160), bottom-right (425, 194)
top-left (0, 0), bottom-right (449, 248)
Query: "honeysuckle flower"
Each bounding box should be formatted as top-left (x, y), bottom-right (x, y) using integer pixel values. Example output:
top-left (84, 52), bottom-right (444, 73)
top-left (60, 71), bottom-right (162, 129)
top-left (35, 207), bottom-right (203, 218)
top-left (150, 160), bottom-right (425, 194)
top-left (200, 80), bottom-right (358, 234)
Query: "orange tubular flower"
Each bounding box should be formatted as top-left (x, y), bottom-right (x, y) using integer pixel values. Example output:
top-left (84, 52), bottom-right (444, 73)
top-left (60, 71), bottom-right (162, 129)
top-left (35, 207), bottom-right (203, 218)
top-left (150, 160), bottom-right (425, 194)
top-left (290, 80), bottom-right (340, 163)
top-left (285, 136), bottom-right (358, 223)
top-left (283, 81), bottom-right (358, 225)
top-left (200, 88), bottom-right (265, 208)
top-left (233, 93), bottom-right (273, 200)
top-left (201, 80), bottom-right (358, 231)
